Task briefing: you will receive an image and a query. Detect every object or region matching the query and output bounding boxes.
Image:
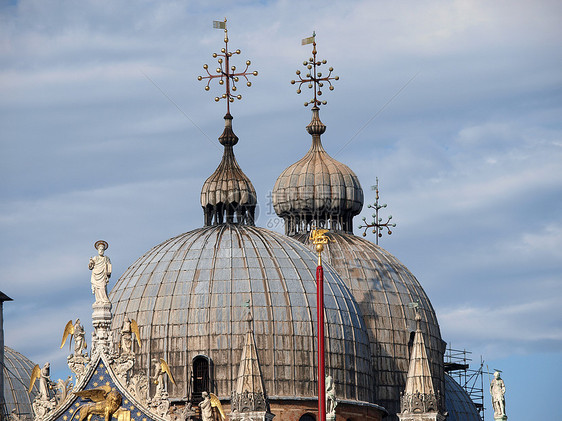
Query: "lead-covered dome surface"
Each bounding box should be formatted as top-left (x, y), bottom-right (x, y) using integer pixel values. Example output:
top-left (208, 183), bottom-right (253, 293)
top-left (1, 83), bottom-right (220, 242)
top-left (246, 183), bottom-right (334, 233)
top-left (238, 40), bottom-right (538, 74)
top-left (3, 346), bottom-right (38, 419)
top-left (293, 232), bottom-right (445, 419)
top-left (444, 374), bottom-right (481, 421)
top-left (272, 108), bottom-right (363, 235)
top-left (109, 225), bottom-right (373, 402)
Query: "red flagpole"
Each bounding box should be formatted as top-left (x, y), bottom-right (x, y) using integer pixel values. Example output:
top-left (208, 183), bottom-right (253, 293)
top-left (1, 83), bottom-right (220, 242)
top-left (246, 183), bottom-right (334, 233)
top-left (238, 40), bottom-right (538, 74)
top-left (317, 263), bottom-right (326, 421)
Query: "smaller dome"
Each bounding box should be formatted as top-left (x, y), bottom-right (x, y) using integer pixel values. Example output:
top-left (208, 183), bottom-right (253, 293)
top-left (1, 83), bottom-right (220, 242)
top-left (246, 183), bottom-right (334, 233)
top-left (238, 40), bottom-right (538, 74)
top-left (201, 113), bottom-right (257, 226)
top-left (272, 107), bottom-right (363, 235)
top-left (444, 374), bottom-right (481, 421)
top-left (3, 346), bottom-right (38, 419)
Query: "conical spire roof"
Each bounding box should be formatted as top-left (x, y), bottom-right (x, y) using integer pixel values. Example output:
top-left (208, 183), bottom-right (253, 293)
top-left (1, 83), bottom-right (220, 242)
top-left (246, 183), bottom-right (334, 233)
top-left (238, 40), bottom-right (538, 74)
top-left (399, 313), bottom-right (445, 418)
top-left (230, 313), bottom-right (271, 414)
top-left (404, 314), bottom-right (436, 396)
top-left (200, 113), bottom-right (257, 226)
top-left (272, 107), bottom-right (363, 236)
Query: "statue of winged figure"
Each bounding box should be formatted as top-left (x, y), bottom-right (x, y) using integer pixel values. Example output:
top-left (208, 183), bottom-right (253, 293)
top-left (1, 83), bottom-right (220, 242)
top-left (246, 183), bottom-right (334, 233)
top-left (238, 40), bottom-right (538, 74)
top-left (152, 358), bottom-right (176, 398)
top-left (71, 385), bottom-right (122, 421)
top-left (119, 317), bottom-right (141, 355)
top-left (60, 319), bottom-right (87, 356)
top-left (29, 363), bottom-right (55, 401)
top-left (199, 391), bottom-right (225, 421)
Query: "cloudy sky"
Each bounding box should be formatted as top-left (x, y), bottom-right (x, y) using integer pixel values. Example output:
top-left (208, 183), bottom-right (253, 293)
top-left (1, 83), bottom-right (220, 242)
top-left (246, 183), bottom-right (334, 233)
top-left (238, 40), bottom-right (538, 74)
top-left (1, 1), bottom-right (560, 419)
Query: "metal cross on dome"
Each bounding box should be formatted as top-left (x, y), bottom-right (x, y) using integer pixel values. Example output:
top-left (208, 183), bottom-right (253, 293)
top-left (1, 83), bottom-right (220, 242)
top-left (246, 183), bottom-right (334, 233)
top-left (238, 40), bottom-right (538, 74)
top-left (359, 177), bottom-right (397, 245)
top-left (198, 18), bottom-right (258, 114)
top-left (291, 32), bottom-right (339, 107)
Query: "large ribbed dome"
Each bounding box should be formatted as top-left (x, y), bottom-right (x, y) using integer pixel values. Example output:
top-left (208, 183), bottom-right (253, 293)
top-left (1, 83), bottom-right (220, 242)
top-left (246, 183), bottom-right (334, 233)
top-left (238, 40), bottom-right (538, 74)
top-left (293, 232), bottom-right (445, 419)
top-left (273, 108), bottom-right (363, 235)
top-left (109, 225), bottom-right (373, 403)
top-left (3, 346), bottom-right (38, 419)
top-left (444, 374), bottom-right (481, 421)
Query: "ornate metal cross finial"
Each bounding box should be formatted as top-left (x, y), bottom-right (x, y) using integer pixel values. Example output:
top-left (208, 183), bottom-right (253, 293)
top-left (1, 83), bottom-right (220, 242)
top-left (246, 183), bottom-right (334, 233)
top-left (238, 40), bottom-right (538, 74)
top-left (359, 177), bottom-right (397, 245)
top-left (198, 18), bottom-right (258, 114)
top-left (291, 33), bottom-right (339, 107)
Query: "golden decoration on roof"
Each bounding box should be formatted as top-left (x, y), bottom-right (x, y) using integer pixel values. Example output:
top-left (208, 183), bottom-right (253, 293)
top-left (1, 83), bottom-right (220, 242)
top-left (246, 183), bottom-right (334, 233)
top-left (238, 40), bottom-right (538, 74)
top-left (198, 18), bottom-right (258, 114)
top-left (291, 32), bottom-right (339, 107)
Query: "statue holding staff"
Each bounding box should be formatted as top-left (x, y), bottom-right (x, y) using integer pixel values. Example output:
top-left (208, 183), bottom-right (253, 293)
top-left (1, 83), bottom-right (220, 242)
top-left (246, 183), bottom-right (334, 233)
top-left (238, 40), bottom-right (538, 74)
top-left (88, 240), bottom-right (112, 304)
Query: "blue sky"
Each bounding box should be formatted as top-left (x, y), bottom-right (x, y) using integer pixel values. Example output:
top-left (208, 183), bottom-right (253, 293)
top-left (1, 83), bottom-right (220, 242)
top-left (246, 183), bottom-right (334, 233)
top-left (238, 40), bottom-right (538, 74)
top-left (1, 1), bottom-right (561, 419)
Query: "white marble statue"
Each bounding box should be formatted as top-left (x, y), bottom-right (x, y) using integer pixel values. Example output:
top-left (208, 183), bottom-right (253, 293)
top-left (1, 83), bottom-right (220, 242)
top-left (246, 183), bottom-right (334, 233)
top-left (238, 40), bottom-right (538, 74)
top-left (326, 375), bottom-right (337, 416)
top-left (152, 358), bottom-right (165, 397)
top-left (120, 318), bottom-right (133, 355)
top-left (198, 392), bottom-right (213, 421)
top-left (490, 371), bottom-right (506, 418)
top-left (73, 319), bottom-right (86, 356)
top-left (30, 362), bottom-right (56, 419)
top-left (88, 240), bottom-right (112, 304)
top-left (37, 363), bottom-right (54, 401)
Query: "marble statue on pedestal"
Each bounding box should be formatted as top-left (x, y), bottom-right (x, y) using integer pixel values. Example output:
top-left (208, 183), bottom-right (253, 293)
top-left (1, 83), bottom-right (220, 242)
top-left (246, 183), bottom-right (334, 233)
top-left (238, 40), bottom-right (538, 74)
top-left (89, 240), bottom-right (114, 354)
top-left (490, 371), bottom-right (506, 419)
top-left (89, 240), bottom-right (112, 304)
top-left (326, 375), bottom-right (337, 419)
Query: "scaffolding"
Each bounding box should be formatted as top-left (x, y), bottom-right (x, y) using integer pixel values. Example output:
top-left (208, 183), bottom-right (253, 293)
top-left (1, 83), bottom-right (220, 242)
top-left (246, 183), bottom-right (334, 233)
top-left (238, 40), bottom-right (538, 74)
top-left (444, 346), bottom-right (491, 421)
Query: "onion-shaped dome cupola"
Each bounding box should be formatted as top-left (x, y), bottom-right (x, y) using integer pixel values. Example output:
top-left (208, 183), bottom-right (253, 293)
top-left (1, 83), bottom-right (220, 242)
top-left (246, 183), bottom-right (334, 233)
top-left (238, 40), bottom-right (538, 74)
top-left (201, 113), bottom-right (257, 226)
top-left (273, 107), bottom-right (363, 235)
top-left (197, 19), bottom-right (259, 228)
top-left (272, 37), bottom-right (363, 235)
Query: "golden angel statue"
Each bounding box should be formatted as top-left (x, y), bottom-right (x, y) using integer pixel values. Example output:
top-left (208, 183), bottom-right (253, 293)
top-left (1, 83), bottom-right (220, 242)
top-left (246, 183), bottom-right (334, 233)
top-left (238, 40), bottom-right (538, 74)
top-left (199, 391), bottom-right (225, 421)
top-left (119, 317), bottom-right (141, 356)
top-left (29, 362), bottom-right (55, 401)
top-left (61, 319), bottom-right (87, 356)
top-left (152, 358), bottom-right (175, 398)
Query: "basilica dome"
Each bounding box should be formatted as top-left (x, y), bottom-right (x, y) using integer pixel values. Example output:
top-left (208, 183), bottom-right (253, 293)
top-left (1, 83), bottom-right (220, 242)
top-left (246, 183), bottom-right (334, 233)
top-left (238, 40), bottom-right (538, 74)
top-left (444, 374), bottom-right (482, 421)
top-left (109, 211), bottom-right (374, 404)
top-left (3, 346), bottom-right (39, 419)
top-left (273, 105), bottom-right (445, 419)
top-left (293, 232), bottom-right (445, 418)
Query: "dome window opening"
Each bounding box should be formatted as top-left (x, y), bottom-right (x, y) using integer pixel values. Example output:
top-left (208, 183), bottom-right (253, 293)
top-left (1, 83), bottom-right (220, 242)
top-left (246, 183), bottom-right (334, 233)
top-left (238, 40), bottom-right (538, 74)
top-left (299, 413), bottom-right (316, 421)
top-left (191, 355), bottom-right (213, 405)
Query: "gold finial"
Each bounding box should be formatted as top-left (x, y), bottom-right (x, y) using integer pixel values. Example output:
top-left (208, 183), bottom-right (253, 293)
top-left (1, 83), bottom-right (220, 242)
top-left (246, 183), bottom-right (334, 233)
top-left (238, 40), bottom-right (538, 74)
top-left (291, 32), bottom-right (339, 107)
top-left (310, 228), bottom-right (331, 265)
top-left (198, 18), bottom-right (258, 114)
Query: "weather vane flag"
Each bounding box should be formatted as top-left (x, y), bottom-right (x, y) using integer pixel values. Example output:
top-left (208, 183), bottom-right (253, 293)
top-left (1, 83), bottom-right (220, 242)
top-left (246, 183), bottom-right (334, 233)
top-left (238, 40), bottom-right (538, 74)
top-left (198, 18), bottom-right (258, 114)
top-left (291, 32), bottom-right (339, 107)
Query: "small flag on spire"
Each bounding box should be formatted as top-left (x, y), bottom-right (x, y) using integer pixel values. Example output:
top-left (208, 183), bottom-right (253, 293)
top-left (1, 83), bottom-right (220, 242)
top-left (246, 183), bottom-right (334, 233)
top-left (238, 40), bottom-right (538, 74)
top-left (301, 32), bottom-right (315, 45)
top-left (213, 20), bottom-right (226, 29)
